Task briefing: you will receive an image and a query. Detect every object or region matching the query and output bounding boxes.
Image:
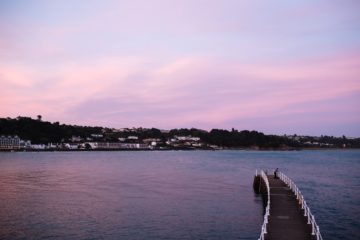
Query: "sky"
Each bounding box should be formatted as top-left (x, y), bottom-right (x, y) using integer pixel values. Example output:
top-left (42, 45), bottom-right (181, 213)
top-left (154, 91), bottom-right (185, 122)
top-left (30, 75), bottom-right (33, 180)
top-left (1, 0), bottom-right (360, 136)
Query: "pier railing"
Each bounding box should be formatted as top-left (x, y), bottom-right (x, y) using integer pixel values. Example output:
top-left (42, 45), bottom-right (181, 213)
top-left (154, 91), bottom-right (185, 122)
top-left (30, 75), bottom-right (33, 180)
top-left (278, 172), bottom-right (323, 240)
top-left (255, 170), bottom-right (270, 240)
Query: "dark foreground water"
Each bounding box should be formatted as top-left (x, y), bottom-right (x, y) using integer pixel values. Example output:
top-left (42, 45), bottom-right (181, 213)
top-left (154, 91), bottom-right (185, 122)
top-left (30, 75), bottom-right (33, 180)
top-left (0, 150), bottom-right (359, 240)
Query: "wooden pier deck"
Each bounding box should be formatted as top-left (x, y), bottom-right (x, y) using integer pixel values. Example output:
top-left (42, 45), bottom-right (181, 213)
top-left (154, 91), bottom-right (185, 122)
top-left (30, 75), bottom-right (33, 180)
top-left (253, 171), bottom-right (323, 240)
top-left (266, 174), bottom-right (312, 240)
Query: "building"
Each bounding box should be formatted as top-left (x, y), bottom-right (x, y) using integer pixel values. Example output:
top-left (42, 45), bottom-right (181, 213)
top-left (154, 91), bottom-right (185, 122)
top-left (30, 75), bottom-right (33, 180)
top-left (175, 135), bottom-right (201, 141)
top-left (20, 140), bottom-right (31, 149)
top-left (88, 142), bottom-right (149, 150)
top-left (127, 136), bottom-right (139, 140)
top-left (0, 135), bottom-right (21, 150)
top-left (143, 138), bottom-right (162, 147)
top-left (71, 136), bottom-right (83, 142)
top-left (31, 144), bottom-right (46, 150)
top-left (91, 134), bottom-right (103, 138)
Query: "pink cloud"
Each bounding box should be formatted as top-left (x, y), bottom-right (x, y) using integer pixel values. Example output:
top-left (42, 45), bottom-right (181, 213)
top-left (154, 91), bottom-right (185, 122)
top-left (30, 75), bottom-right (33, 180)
top-left (1, 49), bottom-right (359, 135)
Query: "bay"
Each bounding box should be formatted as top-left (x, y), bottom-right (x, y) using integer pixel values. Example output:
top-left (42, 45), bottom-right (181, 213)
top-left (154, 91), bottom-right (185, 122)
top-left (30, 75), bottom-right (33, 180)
top-left (0, 150), bottom-right (359, 240)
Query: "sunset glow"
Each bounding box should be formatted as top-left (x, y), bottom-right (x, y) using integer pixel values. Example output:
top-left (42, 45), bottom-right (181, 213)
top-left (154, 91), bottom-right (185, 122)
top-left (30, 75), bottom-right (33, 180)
top-left (1, 0), bottom-right (359, 136)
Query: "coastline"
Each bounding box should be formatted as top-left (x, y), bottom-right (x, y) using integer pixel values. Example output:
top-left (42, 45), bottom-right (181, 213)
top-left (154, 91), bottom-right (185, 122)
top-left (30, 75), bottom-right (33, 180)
top-left (1, 147), bottom-right (357, 153)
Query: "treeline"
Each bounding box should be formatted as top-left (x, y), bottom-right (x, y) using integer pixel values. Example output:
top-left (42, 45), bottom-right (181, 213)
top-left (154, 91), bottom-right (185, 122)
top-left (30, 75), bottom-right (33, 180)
top-left (168, 128), bottom-right (295, 148)
top-left (0, 117), bottom-right (102, 144)
top-left (295, 135), bottom-right (360, 148)
top-left (1, 116), bottom-right (359, 149)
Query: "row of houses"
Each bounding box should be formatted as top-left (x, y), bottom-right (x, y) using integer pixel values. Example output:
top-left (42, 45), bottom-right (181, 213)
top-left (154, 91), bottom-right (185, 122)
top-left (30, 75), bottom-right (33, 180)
top-left (0, 136), bottom-right (152, 150)
top-left (69, 134), bottom-right (202, 148)
top-left (73, 142), bottom-right (150, 150)
top-left (0, 135), bottom-right (208, 151)
top-left (70, 135), bottom-right (139, 143)
top-left (0, 135), bottom-right (31, 150)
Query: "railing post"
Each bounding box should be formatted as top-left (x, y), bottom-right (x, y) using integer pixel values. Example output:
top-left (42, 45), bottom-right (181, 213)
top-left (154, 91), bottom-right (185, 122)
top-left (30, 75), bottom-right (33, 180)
top-left (300, 196), bottom-right (304, 209)
top-left (311, 216), bottom-right (316, 235)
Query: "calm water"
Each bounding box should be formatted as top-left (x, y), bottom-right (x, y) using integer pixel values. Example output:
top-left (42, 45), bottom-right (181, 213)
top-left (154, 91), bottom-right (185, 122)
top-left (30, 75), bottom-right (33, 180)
top-left (0, 150), bottom-right (359, 240)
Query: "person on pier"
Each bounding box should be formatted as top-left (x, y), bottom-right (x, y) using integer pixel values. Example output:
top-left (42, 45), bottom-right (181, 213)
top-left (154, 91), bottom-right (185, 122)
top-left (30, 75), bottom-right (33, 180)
top-left (274, 168), bottom-right (279, 179)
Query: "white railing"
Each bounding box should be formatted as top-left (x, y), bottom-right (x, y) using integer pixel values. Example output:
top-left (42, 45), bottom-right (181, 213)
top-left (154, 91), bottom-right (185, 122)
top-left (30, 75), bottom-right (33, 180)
top-left (256, 170), bottom-right (271, 240)
top-left (278, 172), bottom-right (323, 240)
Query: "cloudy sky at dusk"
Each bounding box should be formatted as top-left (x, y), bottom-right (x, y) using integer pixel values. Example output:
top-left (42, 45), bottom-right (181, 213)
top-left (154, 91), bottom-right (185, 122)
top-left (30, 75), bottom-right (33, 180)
top-left (1, 0), bottom-right (359, 136)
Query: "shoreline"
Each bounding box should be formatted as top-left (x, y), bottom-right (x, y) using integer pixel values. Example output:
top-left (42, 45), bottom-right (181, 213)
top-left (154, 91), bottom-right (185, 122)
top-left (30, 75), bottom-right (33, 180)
top-left (1, 147), bottom-right (358, 152)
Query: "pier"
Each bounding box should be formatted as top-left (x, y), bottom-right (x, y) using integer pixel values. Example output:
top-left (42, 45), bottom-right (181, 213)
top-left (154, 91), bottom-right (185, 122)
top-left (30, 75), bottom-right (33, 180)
top-left (253, 170), bottom-right (323, 240)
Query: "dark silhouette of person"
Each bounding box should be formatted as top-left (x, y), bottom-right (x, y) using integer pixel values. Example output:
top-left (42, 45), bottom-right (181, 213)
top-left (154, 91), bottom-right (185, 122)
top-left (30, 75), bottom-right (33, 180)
top-left (274, 168), bottom-right (279, 179)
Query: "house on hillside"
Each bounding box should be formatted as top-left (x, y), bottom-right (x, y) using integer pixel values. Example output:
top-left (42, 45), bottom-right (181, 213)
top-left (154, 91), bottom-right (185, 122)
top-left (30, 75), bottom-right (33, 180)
top-left (0, 135), bottom-right (20, 150)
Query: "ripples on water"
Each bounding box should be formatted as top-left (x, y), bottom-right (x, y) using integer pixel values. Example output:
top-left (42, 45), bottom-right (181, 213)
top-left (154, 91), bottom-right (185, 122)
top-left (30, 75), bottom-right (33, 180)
top-left (0, 150), bottom-right (359, 240)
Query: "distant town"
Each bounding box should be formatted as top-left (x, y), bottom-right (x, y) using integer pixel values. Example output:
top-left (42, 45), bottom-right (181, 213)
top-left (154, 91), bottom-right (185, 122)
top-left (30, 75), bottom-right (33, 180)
top-left (1, 116), bottom-right (359, 151)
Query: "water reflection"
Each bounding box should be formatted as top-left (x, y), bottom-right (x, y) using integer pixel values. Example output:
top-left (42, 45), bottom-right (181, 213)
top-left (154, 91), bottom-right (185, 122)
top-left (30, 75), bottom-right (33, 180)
top-left (0, 150), bottom-right (359, 240)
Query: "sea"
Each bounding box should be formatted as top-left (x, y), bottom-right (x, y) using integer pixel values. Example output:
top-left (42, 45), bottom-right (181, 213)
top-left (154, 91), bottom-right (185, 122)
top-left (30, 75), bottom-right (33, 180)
top-left (0, 150), bottom-right (359, 240)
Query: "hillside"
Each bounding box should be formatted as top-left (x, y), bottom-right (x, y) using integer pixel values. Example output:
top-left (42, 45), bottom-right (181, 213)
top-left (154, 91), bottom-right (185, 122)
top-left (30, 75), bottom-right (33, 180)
top-left (1, 116), bottom-right (359, 149)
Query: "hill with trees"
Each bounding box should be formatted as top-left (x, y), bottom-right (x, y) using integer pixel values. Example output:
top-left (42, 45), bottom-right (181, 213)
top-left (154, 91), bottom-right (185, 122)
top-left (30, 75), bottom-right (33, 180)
top-left (1, 116), bottom-right (359, 149)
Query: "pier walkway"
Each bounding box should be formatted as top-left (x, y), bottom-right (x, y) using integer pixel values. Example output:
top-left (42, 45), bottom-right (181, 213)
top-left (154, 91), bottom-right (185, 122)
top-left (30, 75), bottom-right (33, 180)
top-left (254, 171), bottom-right (323, 240)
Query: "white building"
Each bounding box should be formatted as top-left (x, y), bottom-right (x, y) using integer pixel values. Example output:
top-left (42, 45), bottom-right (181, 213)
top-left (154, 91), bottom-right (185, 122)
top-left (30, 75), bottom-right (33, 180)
top-left (91, 134), bottom-right (103, 138)
top-left (89, 142), bottom-right (149, 150)
top-left (20, 140), bottom-right (31, 149)
top-left (0, 135), bottom-right (20, 150)
top-left (127, 136), bottom-right (138, 140)
top-left (175, 135), bottom-right (201, 142)
top-left (31, 144), bottom-right (46, 150)
top-left (71, 136), bottom-right (82, 142)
